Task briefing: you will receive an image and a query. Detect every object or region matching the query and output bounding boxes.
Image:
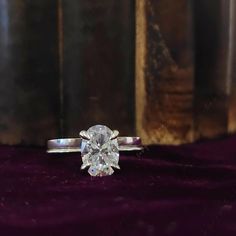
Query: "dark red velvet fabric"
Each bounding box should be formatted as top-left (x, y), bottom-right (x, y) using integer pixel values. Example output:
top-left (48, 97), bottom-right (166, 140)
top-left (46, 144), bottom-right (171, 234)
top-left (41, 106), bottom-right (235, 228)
top-left (0, 136), bottom-right (236, 236)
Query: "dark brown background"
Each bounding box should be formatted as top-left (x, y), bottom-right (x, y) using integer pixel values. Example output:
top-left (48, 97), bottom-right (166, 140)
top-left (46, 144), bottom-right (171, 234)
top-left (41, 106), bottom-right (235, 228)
top-left (0, 0), bottom-right (135, 145)
top-left (0, 0), bottom-right (235, 145)
top-left (0, 0), bottom-right (60, 145)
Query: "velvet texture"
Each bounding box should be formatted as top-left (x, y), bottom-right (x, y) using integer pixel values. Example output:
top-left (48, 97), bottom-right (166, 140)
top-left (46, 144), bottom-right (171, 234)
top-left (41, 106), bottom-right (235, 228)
top-left (0, 136), bottom-right (236, 236)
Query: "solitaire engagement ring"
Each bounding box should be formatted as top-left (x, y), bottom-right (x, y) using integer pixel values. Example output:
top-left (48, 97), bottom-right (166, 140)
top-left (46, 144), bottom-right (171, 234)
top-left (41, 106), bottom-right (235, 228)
top-left (47, 125), bottom-right (143, 177)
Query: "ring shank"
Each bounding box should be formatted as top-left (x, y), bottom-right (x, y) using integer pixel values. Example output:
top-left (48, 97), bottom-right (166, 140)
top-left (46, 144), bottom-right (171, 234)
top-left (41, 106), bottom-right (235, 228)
top-left (47, 137), bottom-right (143, 153)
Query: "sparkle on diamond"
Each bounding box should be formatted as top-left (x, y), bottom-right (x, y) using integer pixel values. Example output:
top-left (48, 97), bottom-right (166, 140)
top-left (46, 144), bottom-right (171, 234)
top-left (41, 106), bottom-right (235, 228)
top-left (80, 125), bottom-right (120, 176)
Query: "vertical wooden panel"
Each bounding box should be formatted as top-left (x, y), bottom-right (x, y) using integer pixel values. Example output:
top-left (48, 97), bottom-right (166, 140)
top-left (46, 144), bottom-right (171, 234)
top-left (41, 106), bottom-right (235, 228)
top-left (228, 0), bottom-right (236, 133)
top-left (136, 0), bottom-right (194, 144)
top-left (0, 0), bottom-right (59, 145)
top-left (62, 0), bottom-right (135, 136)
top-left (193, 0), bottom-right (229, 139)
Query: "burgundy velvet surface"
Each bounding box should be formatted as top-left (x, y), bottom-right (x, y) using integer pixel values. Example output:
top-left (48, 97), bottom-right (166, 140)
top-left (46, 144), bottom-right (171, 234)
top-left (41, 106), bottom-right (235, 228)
top-left (0, 136), bottom-right (236, 236)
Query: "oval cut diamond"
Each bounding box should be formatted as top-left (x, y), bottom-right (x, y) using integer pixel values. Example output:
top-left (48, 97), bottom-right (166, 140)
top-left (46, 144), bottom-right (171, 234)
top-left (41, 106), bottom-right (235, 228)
top-left (80, 125), bottom-right (120, 176)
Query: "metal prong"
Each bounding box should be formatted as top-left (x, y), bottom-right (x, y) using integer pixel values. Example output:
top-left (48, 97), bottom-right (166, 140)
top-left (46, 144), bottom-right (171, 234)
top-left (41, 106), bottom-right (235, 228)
top-left (81, 163), bottom-right (89, 170)
top-left (79, 130), bottom-right (90, 140)
top-left (111, 130), bottom-right (119, 140)
top-left (111, 163), bottom-right (120, 169)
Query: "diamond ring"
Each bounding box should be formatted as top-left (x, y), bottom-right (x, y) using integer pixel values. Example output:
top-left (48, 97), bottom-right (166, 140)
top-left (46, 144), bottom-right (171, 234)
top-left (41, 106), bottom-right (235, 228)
top-left (47, 125), bottom-right (143, 177)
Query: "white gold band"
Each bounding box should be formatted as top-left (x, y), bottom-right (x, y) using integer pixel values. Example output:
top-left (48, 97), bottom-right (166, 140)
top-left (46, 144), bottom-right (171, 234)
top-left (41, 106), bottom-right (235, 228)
top-left (47, 137), bottom-right (143, 153)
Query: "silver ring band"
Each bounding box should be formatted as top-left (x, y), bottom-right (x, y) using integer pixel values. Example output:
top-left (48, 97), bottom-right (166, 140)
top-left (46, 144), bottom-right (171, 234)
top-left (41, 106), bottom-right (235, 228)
top-left (47, 137), bottom-right (143, 153)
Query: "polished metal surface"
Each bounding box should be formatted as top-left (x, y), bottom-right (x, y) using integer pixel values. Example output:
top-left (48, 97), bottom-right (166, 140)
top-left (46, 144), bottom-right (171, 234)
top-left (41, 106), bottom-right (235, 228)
top-left (47, 137), bottom-right (143, 153)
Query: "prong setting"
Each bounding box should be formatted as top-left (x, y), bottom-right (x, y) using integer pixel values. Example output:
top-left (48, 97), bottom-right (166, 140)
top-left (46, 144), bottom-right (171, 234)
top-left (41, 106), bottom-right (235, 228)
top-left (110, 130), bottom-right (119, 140)
top-left (79, 130), bottom-right (90, 140)
top-left (80, 125), bottom-right (120, 176)
top-left (81, 162), bottom-right (89, 170)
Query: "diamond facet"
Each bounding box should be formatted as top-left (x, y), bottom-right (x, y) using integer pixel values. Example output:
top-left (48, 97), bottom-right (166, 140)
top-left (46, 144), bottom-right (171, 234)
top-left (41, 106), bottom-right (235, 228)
top-left (80, 125), bottom-right (120, 176)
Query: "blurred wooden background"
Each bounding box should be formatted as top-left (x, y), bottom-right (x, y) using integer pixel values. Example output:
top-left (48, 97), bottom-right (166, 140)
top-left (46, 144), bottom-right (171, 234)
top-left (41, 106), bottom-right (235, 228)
top-left (137, 0), bottom-right (236, 144)
top-left (0, 0), bottom-right (235, 146)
